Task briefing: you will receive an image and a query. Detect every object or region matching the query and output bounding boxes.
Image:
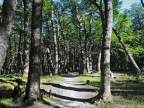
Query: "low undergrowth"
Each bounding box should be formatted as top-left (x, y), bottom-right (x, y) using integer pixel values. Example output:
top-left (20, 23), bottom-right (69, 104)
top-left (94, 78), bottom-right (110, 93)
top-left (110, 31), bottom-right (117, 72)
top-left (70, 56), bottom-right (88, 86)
top-left (0, 73), bottom-right (61, 106)
top-left (77, 71), bottom-right (144, 108)
top-left (40, 75), bottom-right (61, 83)
top-left (0, 98), bottom-right (13, 105)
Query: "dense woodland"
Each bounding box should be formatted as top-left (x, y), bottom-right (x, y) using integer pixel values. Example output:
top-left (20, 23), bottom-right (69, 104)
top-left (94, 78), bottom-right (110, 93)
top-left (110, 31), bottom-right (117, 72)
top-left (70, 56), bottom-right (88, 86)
top-left (0, 0), bottom-right (144, 107)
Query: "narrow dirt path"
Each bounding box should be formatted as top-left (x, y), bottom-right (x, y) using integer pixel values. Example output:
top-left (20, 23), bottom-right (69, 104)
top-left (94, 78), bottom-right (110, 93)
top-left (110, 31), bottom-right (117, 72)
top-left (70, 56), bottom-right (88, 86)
top-left (48, 73), bottom-right (100, 108)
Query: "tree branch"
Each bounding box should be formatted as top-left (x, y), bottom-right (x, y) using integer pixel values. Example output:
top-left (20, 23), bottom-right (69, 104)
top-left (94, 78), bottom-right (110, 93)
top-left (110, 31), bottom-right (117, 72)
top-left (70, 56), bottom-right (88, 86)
top-left (140, 0), bottom-right (144, 7)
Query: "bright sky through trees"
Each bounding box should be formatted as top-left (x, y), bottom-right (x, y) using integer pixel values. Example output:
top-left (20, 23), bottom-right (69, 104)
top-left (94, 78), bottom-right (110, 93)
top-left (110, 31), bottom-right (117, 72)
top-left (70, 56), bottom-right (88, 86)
top-left (122, 0), bottom-right (139, 9)
top-left (0, 0), bottom-right (140, 8)
top-left (0, 0), bottom-right (3, 3)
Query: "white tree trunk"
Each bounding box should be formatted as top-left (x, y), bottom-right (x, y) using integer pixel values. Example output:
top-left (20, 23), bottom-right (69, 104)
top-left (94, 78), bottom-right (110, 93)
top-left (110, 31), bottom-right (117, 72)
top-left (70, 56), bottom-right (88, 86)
top-left (98, 0), bottom-right (113, 101)
top-left (23, 0), bottom-right (29, 78)
top-left (51, 0), bottom-right (58, 74)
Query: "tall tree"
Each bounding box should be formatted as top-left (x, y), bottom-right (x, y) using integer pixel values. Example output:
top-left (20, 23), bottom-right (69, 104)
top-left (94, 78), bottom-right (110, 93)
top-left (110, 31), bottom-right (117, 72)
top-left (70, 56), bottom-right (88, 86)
top-left (90, 0), bottom-right (113, 101)
top-left (24, 0), bottom-right (43, 101)
top-left (23, 0), bottom-right (30, 78)
top-left (0, 0), bottom-right (17, 71)
top-left (99, 0), bottom-right (113, 101)
top-left (51, 0), bottom-right (59, 74)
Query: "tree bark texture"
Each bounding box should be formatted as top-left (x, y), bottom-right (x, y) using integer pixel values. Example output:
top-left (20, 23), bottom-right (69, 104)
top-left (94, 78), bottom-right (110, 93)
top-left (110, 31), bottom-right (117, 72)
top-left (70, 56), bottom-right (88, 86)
top-left (23, 0), bottom-right (30, 78)
top-left (51, 0), bottom-right (58, 74)
top-left (17, 33), bottom-right (23, 73)
top-left (98, 49), bottom-right (101, 73)
top-left (0, 0), bottom-right (17, 71)
top-left (98, 0), bottom-right (113, 101)
top-left (24, 0), bottom-right (43, 101)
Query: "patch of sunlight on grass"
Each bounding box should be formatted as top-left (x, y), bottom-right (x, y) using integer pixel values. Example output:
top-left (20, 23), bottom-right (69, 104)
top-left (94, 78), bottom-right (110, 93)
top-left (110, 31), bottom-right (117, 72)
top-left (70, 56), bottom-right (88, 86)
top-left (0, 83), bottom-right (14, 90)
top-left (40, 75), bottom-right (61, 83)
top-left (77, 74), bottom-right (100, 87)
top-left (43, 96), bottom-right (53, 102)
top-left (0, 98), bottom-right (13, 105)
top-left (0, 74), bottom-right (24, 86)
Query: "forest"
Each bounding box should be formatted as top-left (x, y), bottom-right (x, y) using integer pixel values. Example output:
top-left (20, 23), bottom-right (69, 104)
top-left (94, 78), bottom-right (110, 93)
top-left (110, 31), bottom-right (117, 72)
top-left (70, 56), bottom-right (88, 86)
top-left (0, 0), bottom-right (144, 108)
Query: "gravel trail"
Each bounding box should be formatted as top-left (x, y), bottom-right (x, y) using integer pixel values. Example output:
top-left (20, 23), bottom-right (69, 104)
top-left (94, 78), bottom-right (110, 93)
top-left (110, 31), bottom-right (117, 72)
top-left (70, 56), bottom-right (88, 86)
top-left (48, 73), bottom-right (100, 108)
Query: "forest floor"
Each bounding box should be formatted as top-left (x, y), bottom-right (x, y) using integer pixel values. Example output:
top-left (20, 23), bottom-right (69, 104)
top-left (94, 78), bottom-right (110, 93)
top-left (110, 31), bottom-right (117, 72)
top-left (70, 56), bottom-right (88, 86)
top-left (77, 72), bottom-right (144, 108)
top-left (0, 71), bottom-right (144, 108)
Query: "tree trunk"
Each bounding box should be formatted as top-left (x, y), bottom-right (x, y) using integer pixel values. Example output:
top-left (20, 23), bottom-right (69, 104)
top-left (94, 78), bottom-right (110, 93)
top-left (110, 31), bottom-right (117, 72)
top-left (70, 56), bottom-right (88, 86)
top-left (14, 35), bottom-right (18, 72)
top-left (79, 19), bottom-right (84, 74)
top-left (97, 0), bottom-right (113, 101)
top-left (17, 33), bottom-right (23, 73)
top-left (51, 0), bottom-right (58, 74)
top-left (8, 37), bottom-right (12, 74)
top-left (22, 0), bottom-right (30, 78)
top-left (140, 0), bottom-right (144, 7)
top-left (86, 52), bottom-right (90, 72)
top-left (113, 28), bottom-right (141, 73)
top-left (98, 49), bottom-right (101, 73)
top-left (24, 0), bottom-right (43, 101)
top-left (46, 47), bottom-right (54, 74)
top-left (87, 45), bottom-right (93, 73)
top-left (0, 0), bottom-right (17, 71)
top-left (57, 18), bottom-right (60, 73)
top-left (89, 50), bottom-right (93, 72)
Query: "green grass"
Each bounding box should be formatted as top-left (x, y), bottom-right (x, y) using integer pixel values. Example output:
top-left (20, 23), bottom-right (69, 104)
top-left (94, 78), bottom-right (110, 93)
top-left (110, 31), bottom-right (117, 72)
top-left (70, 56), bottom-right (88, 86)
top-left (0, 83), bottom-right (14, 90)
top-left (40, 75), bottom-right (61, 83)
top-left (0, 98), bottom-right (13, 105)
top-left (77, 73), bottom-right (100, 87)
top-left (43, 96), bottom-right (53, 102)
top-left (112, 95), bottom-right (144, 108)
top-left (77, 72), bottom-right (144, 108)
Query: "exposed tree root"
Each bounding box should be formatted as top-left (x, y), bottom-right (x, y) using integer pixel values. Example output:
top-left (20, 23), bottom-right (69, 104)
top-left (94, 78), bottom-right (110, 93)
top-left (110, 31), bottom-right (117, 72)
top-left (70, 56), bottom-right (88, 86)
top-left (92, 92), bottom-right (113, 105)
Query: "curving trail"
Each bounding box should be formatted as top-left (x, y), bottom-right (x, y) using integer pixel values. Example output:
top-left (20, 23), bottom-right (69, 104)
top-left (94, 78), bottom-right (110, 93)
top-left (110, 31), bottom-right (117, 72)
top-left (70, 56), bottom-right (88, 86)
top-left (48, 73), bottom-right (100, 108)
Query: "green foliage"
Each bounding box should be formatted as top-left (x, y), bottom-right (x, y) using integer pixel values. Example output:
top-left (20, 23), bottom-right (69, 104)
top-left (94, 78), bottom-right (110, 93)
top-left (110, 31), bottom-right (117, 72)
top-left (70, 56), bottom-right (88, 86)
top-left (112, 5), bottom-right (144, 66)
top-left (44, 0), bottom-right (51, 11)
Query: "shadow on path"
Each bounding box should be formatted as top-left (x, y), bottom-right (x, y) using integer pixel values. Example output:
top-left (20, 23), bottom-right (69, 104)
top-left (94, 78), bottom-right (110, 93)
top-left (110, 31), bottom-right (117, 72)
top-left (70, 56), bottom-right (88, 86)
top-left (41, 89), bottom-right (95, 103)
top-left (42, 72), bottom-right (99, 108)
top-left (42, 83), bottom-right (97, 92)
